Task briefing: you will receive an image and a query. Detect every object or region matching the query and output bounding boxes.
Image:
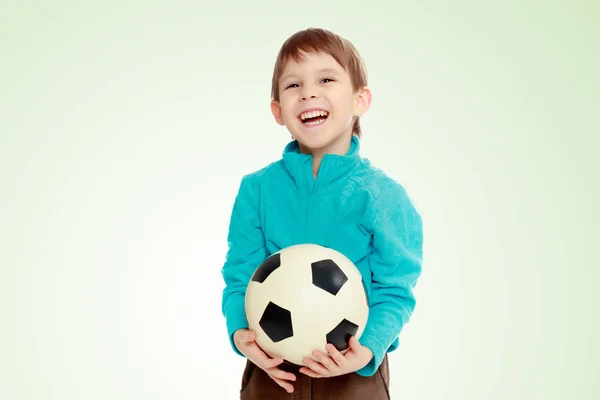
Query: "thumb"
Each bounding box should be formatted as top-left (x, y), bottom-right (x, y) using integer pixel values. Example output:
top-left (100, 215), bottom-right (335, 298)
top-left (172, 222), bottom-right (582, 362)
top-left (349, 336), bottom-right (360, 350)
top-left (244, 330), bottom-right (256, 342)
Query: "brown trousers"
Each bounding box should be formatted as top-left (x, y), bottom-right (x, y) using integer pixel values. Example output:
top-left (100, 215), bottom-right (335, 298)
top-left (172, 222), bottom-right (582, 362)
top-left (239, 355), bottom-right (391, 399)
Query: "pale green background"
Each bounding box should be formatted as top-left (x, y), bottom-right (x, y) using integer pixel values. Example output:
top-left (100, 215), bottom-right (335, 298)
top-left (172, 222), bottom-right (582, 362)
top-left (1, 1), bottom-right (598, 399)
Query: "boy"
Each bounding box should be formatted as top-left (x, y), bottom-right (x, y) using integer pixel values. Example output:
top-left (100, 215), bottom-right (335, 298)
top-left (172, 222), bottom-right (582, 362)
top-left (221, 28), bottom-right (423, 399)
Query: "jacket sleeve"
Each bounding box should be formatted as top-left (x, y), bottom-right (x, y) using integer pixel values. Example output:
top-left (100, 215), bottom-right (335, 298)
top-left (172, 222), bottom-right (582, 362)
top-left (221, 175), bottom-right (269, 356)
top-left (356, 184), bottom-right (424, 376)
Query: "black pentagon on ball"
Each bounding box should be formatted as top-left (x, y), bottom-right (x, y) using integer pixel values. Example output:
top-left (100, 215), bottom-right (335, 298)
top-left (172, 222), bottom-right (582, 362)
top-left (251, 253), bottom-right (281, 283)
top-left (259, 301), bottom-right (293, 343)
top-left (326, 318), bottom-right (359, 351)
top-left (311, 258), bottom-right (348, 295)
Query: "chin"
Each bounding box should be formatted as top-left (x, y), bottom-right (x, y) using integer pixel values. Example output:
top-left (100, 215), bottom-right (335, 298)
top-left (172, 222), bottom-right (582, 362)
top-left (295, 135), bottom-right (334, 151)
top-left (290, 122), bottom-right (349, 153)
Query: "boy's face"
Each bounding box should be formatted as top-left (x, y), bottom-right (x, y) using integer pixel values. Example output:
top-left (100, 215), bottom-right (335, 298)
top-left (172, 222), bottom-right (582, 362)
top-left (270, 51), bottom-right (371, 155)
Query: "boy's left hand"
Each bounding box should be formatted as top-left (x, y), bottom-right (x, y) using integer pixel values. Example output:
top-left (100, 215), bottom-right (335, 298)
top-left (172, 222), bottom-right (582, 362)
top-left (299, 336), bottom-right (373, 378)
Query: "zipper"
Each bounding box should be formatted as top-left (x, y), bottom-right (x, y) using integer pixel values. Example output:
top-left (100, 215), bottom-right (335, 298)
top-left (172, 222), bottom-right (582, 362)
top-left (304, 194), bottom-right (310, 243)
top-left (304, 159), bottom-right (316, 243)
top-left (304, 181), bottom-right (314, 244)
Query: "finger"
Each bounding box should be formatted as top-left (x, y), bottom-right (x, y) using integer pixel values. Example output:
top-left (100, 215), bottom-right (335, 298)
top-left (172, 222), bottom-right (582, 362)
top-left (243, 340), bottom-right (269, 359)
top-left (299, 367), bottom-right (322, 378)
top-left (270, 375), bottom-right (295, 393)
top-left (236, 329), bottom-right (255, 344)
top-left (242, 344), bottom-right (288, 374)
top-left (262, 357), bottom-right (285, 369)
top-left (303, 356), bottom-right (329, 376)
top-left (266, 367), bottom-right (296, 382)
top-left (326, 343), bottom-right (346, 365)
top-left (312, 349), bottom-right (339, 371)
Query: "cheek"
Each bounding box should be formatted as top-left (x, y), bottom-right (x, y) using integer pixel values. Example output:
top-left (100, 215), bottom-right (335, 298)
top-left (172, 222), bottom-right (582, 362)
top-left (330, 97), bottom-right (356, 120)
top-left (282, 105), bottom-right (297, 123)
top-left (277, 98), bottom-right (295, 122)
top-left (330, 90), bottom-right (354, 107)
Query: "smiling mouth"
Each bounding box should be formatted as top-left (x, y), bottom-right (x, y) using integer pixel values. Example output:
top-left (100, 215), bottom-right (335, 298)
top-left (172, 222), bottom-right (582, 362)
top-left (298, 110), bottom-right (329, 126)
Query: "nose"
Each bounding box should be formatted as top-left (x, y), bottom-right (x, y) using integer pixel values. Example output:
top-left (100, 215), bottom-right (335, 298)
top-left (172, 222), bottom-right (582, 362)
top-left (300, 85), bottom-right (318, 101)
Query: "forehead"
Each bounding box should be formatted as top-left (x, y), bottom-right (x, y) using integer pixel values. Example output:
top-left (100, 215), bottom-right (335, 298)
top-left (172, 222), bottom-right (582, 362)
top-left (279, 51), bottom-right (345, 81)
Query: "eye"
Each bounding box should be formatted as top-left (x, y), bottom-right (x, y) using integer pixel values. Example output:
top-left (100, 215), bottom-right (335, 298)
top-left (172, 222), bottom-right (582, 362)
top-left (321, 78), bottom-right (335, 83)
top-left (285, 83), bottom-right (300, 89)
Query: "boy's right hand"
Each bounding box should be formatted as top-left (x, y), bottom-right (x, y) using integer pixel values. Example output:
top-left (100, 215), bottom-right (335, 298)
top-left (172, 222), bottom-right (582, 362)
top-left (233, 329), bottom-right (296, 393)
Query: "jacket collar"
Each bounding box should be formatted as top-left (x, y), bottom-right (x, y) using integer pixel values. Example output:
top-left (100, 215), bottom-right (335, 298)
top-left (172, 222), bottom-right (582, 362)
top-left (281, 135), bottom-right (361, 192)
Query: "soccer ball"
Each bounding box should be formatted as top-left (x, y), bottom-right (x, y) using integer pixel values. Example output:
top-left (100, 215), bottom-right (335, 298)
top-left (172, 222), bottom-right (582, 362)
top-left (245, 243), bottom-right (369, 365)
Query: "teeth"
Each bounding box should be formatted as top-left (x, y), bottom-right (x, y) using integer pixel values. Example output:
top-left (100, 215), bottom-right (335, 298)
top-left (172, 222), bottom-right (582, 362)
top-left (300, 110), bottom-right (328, 121)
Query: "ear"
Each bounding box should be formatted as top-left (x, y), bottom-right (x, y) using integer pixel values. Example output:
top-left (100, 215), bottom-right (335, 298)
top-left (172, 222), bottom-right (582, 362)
top-left (353, 86), bottom-right (372, 117)
top-left (270, 99), bottom-right (285, 126)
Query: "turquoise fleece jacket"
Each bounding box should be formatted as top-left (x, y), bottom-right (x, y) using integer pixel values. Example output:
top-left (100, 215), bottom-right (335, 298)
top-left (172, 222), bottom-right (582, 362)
top-left (221, 135), bottom-right (423, 377)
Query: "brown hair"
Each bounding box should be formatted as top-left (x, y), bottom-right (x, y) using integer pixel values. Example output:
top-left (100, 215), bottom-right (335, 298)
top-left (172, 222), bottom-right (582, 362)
top-left (271, 28), bottom-right (368, 137)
